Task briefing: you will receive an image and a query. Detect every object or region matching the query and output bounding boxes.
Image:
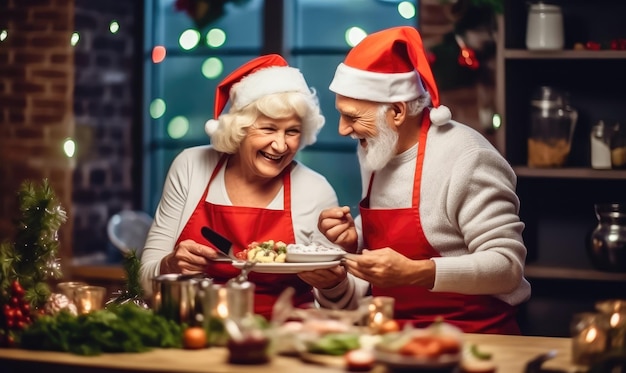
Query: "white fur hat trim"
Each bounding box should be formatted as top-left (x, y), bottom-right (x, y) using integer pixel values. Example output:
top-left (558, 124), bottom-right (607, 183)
top-left (231, 66), bottom-right (311, 110)
top-left (205, 119), bottom-right (219, 137)
top-left (329, 63), bottom-right (426, 103)
top-left (430, 105), bottom-right (451, 126)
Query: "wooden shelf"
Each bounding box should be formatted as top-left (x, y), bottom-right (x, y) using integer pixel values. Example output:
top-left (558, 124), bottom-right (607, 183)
top-left (504, 49), bottom-right (626, 59)
top-left (69, 264), bottom-right (125, 281)
top-left (512, 166), bottom-right (626, 180)
top-left (525, 264), bottom-right (626, 282)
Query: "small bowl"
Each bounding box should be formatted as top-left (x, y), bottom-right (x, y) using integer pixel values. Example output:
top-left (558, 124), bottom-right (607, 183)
top-left (286, 244), bottom-right (346, 263)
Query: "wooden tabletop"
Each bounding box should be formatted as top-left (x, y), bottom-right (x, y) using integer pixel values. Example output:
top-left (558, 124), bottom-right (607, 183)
top-left (0, 333), bottom-right (581, 373)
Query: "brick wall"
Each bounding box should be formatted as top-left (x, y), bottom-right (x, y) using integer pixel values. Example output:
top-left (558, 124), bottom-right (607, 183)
top-left (0, 0), bottom-right (76, 273)
top-left (71, 0), bottom-right (140, 261)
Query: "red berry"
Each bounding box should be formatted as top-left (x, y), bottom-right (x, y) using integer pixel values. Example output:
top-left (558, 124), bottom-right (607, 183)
top-left (11, 281), bottom-right (24, 296)
top-left (585, 41), bottom-right (601, 50)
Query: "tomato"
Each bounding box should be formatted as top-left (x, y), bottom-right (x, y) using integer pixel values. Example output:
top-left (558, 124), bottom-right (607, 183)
top-left (183, 327), bottom-right (207, 349)
top-left (235, 250), bottom-right (248, 260)
top-left (379, 319), bottom-right (400, 334)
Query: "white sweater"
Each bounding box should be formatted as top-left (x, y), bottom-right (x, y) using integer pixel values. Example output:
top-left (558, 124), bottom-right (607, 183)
top-left (140, 146), bottom-right (340, 294)
top-left (316, 121), bottom-right (531, 308)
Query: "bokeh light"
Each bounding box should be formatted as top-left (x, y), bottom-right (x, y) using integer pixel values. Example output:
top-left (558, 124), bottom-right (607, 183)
top-left (63, 138), bottom-right (76, 158)
top-left (70, 32), bottom-right (80, 46)
top-left (345, 27), bottom-right (367, 47)
top-left (167, 116), bottom-right (190, 139)
top-left (201, 57), bottom-right (224, 79)
top-left (398, 1), bottom-right (416, 19)
top-left (206, 28), bottom-right (226, 48)
top-left (150, 98), bottom-right (166, 119)
top-left (152, 46), bottom-right (166, 63)
top-left (492, 113), bottom-right (502, 130)
top-left (0, 30), bottom-right (7, 42)
top-left (109, 20), bottom-right (120, 34)
top-left (179, 29), bottom-right (201, 50)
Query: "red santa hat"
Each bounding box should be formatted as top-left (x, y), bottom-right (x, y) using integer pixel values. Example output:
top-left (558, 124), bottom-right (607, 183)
top-left (205, 54), bottom-right (312, 136)
top-left (329, 26), bottom-right (451, 126)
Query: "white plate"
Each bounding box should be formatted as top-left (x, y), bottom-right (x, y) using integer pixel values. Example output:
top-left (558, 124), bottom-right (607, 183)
top-left (286, 252), bottom-right (345, 263)
top-left (232, 260), bottom-right (341, 274)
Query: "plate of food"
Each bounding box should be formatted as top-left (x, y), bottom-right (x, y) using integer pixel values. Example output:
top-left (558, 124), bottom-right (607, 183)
top-left (286, 243), bottom-right (347, 263)
top-left (373, 321), bottom-right (463, 371)
top-left (232, 260), bottom-right (341, 274)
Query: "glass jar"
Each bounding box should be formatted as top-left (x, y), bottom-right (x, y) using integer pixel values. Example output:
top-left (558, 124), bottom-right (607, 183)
top-left (527, 86), bottom-right (578, 167)
top-left (586, 203), bottom-right (626, 272)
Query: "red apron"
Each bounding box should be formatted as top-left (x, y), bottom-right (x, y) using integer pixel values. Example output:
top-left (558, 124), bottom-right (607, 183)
top-left (175, 155), bottom-right (314, 319)
top-left (359, 114), bottom-right (520, 335)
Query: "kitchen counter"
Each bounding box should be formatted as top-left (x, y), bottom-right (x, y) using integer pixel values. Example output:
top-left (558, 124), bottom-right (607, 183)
top-left (0, 333), bottom-right (580, 373)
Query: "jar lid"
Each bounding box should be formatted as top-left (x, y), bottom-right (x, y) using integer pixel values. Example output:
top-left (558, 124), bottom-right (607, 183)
top-left (529, 3), bottom-right (562, 12)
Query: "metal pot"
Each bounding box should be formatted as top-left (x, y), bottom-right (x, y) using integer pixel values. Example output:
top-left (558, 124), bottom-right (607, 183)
top-left (151, 273), bottom-right (212, 324)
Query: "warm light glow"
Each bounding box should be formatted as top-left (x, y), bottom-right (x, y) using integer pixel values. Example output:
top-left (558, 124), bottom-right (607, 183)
top-left (81, 299), bottom-right (93, 314)
top-left (179, 29), bottom-right (201, 50)
top-left (109, 20), bottom-right (120, 34)
top-left (150, 98), bottom-right (166, 119)
top-left (398, 1), bottom-right (416, 19)
top-left (373, 312), bottom-right (384, 325)
top-left (0, 30), bottom-right (7, 42)
top-left (167, 116), bottom-right (189, 139)
top-left (584, 327), bottom-right (598, 343)
top-left (345, 27), bottom-right (367, 47)
top-left (610, 313), bottom-right (621, 328)
top-left (63, 138), bottom-right (76, 158)
top-left (202, 57), bottom-right (223, 79)
top-left (216, 287), bottom-right (229, 318)
top-left (152, 46), bottom-right (166, 63)
top-left (206, 28), bottom-right (226, 48)
top-left (70, 32), bottom-right (80, 46)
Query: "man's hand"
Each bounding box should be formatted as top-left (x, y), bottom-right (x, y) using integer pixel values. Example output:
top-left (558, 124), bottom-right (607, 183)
top-left (160, 239), bottom-right (222, 274)
top-left (318, 206), bottom-right (358, 253)
top-left (298, 265), bottom-right (347, 289)
top-left (343, 248), bottom-right (435, 289)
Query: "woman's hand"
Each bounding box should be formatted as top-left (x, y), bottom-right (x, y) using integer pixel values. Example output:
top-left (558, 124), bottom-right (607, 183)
top-left (298, 265), bottom-right (347, 289)
top-left (160, 239), bottom-right (221, 274)
top-left (318, 206), bottom-right (358, 253)
top-left (343, 248), bottom-right (435, 289)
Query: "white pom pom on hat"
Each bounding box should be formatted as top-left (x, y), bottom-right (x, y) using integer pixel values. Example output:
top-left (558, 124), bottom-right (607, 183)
top-left (205, 54), bottom-right (311, 137)
top-left (205, 119), bottom-right (219, 137)
top-left (329, 26), bottom-right (451, 126)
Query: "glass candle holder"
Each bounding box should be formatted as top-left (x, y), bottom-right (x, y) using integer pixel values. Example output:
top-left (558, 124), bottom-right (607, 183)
top-left (74, 285), bottom-right (106, 314)
top-left (362, 296), bottom-right (394, 334)
top-left (57, 281), bottom-right (87, 301)
top-left (595, 299), bottom-right (626, 352)
top-left (570, 312), bottom-right (610, 366)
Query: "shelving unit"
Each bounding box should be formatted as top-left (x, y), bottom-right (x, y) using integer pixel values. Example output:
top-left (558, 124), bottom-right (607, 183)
top-left (496, 0), bottom-right (626, 336)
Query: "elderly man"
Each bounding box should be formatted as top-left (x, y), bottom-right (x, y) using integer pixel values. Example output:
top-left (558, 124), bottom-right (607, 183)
top-left (309, 26), bottom-right (531, 334)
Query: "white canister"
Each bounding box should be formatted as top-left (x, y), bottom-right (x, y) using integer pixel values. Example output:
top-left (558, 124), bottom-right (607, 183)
top-left (526, 2), bottom-right (564, 50)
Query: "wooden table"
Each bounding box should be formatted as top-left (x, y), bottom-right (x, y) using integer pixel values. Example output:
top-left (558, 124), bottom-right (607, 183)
top-left (0, 333), bottom-right (582, 373)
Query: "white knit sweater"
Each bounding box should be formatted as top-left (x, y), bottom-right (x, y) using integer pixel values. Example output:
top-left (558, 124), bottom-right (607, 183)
top-left (316, 121), bottom-right (532, 308)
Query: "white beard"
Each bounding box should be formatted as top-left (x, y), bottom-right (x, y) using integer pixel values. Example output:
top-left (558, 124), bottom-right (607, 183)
top-left (357, 108), bottom-right (399, 172)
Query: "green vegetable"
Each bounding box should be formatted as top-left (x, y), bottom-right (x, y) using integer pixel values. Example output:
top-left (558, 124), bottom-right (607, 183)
top-left (470, 344), bottom-right (492, 360)
top-left (307, 333), bottom-right (360, 356)
top-left (20, 303), bottom-right (184, 355)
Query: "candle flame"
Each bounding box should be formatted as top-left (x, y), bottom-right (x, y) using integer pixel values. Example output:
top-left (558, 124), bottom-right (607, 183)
top-left (610, 313), bottom-right (621, 328)
top-left (584, 327), bottom-right (598, 343)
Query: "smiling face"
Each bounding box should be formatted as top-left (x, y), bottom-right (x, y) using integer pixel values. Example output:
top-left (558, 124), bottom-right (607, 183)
top-left (236, 113), bottom-right (302, 180)
top-left (336, 95), bottom-right (399, 171)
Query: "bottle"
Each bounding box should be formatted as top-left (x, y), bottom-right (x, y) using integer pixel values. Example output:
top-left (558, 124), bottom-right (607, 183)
top-left (590, 120), bottom-right (611, 169)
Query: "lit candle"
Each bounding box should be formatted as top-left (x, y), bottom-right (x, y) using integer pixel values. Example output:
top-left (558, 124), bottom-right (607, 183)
top-left (571, 312), bottom-right (608, 366)
top-left (57, 281), bottom-right (87, 302)
top-left (216, 287), bottom-right (229, 319)
top-left (74, 285), bottom-right (106, 314)
top-left (364, 296), bottom-right (394, 334)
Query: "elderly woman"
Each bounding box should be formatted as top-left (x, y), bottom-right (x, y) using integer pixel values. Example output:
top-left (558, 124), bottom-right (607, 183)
top-left (140, 54), bottom-right (341, 318)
